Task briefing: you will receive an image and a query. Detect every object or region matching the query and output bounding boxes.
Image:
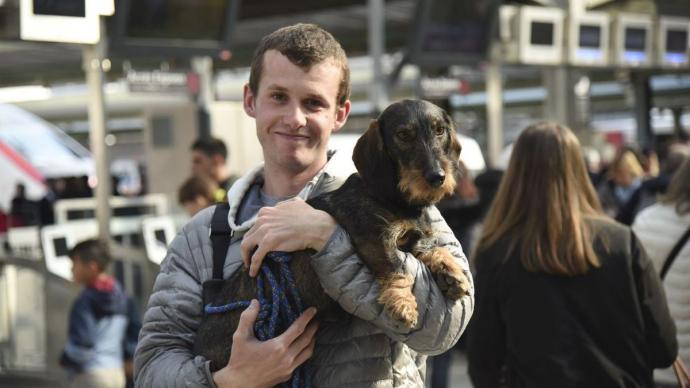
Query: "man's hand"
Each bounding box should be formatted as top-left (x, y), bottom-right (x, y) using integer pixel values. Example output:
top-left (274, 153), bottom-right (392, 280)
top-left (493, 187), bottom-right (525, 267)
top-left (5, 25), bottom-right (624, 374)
top-left (212, 300), bottom-right (319, 388)
top-left (240, 197), bottom-right (336, 277)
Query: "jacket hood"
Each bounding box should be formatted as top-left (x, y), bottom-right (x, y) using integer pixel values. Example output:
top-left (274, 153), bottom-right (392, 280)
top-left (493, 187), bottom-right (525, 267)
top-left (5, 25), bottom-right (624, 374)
top-left (83, 275), bottom-right (128, 318)
top-left (225, 149), bottom-right (355, 233)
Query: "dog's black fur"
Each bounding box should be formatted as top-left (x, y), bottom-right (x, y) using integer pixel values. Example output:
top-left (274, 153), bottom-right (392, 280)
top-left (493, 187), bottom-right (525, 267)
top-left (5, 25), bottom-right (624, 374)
top-left (194, 99), bottom-right (470, 371)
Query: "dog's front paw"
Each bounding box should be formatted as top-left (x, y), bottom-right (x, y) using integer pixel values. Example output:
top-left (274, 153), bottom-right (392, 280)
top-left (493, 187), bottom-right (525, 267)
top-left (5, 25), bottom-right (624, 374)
top-left (378, 273), bottom-right (418, 328)
top-left (418, 247), bottom-right (470, 300)
top-left (438, 269), bottom-right (471, 300)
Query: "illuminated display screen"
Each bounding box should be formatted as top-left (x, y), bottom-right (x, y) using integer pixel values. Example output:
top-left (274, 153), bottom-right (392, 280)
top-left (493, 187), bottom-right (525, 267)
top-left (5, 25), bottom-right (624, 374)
top-left (530, 21), bottom-right (554, 46)
top-left (126, 0), bottom-right (228, 41)
top-left (579, 25), bottom-right (601, 48)
top-left (417, 0), bottom-right (495, 61)
top-left (33, 0), bottom-right (85, 17)
top-left (624, 27), bottom-right (646, 51)
top-left (666, 29), bottom-right (688, 53)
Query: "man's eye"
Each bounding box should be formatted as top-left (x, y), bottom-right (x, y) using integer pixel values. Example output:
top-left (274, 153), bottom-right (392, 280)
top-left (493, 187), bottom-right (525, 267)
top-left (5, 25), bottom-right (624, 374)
top-left (271, 93), bottom-right (287, 102)
top-left (305, 99), bottom-right (323, 109)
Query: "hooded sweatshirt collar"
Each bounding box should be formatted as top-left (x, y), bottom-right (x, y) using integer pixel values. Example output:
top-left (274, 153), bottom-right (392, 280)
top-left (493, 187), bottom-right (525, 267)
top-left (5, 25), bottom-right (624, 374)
top-left (226, 149), bottom-right (355, 234)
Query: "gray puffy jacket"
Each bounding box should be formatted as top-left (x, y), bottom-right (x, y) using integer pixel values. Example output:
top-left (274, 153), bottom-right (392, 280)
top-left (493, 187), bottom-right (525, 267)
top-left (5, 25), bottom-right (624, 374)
top-left (134, 154), bottom-right (474, 387)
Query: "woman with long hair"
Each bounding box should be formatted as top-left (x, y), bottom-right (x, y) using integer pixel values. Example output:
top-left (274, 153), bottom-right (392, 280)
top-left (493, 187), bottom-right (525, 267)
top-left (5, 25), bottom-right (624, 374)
top-left (467, 122), bottom-right (677, 388)
top-left (633, 155), bottom-right (690, 388)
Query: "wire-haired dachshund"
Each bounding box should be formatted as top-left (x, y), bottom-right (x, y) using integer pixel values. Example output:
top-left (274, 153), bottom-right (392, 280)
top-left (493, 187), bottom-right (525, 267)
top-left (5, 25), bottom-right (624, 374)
top-left (195, 99), bottom-right (471, 371)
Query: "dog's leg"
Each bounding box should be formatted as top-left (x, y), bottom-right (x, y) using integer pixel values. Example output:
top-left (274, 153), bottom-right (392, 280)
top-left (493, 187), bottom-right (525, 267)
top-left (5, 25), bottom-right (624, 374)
top-left (417, 247), bottom-right (470, 300)
top-left (377, 272), bottom-right (417, 328)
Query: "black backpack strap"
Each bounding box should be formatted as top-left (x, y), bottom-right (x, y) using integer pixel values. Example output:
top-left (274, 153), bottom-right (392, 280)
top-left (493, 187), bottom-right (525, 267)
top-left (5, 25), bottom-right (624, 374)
top-left (660, 223), bottom-right (690, 280)
top-left (210, 203), bottom-right (232, 280)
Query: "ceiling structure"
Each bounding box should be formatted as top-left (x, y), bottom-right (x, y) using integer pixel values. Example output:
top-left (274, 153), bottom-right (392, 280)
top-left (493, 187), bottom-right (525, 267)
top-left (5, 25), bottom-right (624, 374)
top-left (0, 0), bottom-right (418, 86)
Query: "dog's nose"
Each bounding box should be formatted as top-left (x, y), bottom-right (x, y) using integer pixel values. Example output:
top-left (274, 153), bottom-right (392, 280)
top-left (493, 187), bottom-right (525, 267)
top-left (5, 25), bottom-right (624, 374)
top-left (425, 170), bottom-right (445, 187)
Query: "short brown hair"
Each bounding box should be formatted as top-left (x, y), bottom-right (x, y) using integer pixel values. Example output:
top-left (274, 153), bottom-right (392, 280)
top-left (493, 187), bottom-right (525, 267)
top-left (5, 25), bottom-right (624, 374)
top-left (178, 175), bottom-right (218, 204)
top-left (69, 239), bottom-right (110, 272)
top-left (248, 23), bottom-right (351, 107)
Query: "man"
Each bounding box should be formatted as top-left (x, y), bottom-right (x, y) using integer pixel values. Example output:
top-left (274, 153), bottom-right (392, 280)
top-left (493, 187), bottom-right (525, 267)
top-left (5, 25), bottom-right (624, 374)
top-left (191, 137), bottom-right (236, 201)
top-left (134, 23), bottom-right (473, 387)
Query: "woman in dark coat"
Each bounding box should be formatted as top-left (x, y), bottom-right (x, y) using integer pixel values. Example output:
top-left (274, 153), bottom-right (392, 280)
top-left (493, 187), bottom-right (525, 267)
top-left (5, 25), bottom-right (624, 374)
top-left (467, 122), bottom-right (677, 388)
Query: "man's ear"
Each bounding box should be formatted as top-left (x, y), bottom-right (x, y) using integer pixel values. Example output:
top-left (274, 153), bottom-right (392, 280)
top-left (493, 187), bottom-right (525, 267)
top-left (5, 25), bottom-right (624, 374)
top-left (243, 84), bottom-right (256, 118)
top-left (332, 100), bottom-right (351, 133)
top-left (352, 120), bottom-right (398, 200)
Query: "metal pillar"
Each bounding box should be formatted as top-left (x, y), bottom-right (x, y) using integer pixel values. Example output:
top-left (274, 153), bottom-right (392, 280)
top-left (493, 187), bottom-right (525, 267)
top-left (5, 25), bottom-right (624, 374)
top-left (368, 0), bottom-right (389, 115)
top-left (631, 72), bottom-right (654, 149)
top-left (486, 43), bottom-right (503, 169)
top-left (192, 56), bottom-right (214, 138)
top-left (83, 18), bottom-right (110, 241)
top-left (543, 66), bottom-right (573, 126)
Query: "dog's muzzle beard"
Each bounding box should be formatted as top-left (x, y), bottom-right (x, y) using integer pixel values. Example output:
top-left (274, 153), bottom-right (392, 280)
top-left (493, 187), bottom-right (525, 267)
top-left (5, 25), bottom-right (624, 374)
top-left (397, 161), bottom-right (457, 206)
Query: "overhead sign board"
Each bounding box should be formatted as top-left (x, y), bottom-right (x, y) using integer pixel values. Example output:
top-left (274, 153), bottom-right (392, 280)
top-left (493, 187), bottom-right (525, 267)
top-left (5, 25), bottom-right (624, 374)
top-left (568, 12), bottom-right (610, 66)
top-left (657, 17), bottom-right (690, 68)
top-left (612, 13), bottom-right (653, 67)
top-left (20, 0), bottom-right (113, 44)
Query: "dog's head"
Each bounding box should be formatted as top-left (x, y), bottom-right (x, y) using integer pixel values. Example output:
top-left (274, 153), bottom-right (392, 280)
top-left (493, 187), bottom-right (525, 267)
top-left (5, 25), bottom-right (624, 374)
top-left (352, 99), bottom-right (462, 208)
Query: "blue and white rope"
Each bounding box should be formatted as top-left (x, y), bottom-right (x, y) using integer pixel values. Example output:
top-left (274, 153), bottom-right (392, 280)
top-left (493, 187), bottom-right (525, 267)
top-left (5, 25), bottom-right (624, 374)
top-left (205, 251), bottom-right (312, 388)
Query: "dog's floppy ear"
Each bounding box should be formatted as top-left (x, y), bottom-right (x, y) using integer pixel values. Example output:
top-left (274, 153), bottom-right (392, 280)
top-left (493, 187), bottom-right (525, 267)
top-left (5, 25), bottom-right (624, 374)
top-left (353, 119), bottom-right (398, 200)
top-left (443, 111), bottom-right (462, 169)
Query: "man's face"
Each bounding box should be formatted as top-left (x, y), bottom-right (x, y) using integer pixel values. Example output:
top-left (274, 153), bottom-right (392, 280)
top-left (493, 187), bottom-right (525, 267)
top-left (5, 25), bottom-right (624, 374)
top-left (191, 150), bottom-right (214, 179)
top-left (243, 50), bottom-right (350, 175)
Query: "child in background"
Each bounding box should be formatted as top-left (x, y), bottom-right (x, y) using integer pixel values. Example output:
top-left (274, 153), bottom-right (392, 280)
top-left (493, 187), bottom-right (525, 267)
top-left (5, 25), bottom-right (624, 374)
top-left (60, 239), bottom-right (138, 388)
top-left (178, 175), bottom-right (220, 217)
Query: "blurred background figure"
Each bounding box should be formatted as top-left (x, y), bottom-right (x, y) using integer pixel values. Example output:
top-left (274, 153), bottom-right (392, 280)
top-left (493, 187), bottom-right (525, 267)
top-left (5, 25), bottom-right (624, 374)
top-left (10, 182), bottom-right (39, 227)
top-left (616, 143), bottom-right (690, 225)
top-left (597, 146), bottom-right (647, 219)
top-left (61, 239), bottom-right (138, 388)
top-left (190, 137), bottom-right (237, 201)
top-left (467, 122), bottom-right (677, 388)
top-left (633, 157), bottom-right (690, 388)
top-left (177, 175), bottom-right (220, 217)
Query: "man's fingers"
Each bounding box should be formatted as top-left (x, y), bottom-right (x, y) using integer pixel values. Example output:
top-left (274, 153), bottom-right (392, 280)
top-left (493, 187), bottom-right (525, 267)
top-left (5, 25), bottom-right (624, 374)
top-left (249, 244), bottom-right (271, 277)
top-left (291, 336), bottom-right (316, 369)
top-left (287, 321), bottom-right (319, 356)
top-left (235, 299), bottom-right (259, 338)
top-left (278, 307), bottom-right (317, 344)
top-left (240, 230), bottom-right (257, 270)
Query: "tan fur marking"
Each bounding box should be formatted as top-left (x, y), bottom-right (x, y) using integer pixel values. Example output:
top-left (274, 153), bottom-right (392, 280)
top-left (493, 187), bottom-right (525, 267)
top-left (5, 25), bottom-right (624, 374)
top-left (377, 273), bottom-right (417, 328)
top-left (418, 247), bottom-right (470, 299)
top-left (383, 219), bottom-right (417, 250)
top-left (398, 162), bottom-right (457, 205)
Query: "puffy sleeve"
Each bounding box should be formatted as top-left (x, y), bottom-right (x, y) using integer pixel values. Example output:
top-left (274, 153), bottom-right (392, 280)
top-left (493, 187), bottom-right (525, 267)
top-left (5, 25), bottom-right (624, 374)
top-left (310, 206), bottom-right (474, 355)
top-left (134, 210), bottom-right (218, 388)
top-left (630, 229), bottom-right (678, 368)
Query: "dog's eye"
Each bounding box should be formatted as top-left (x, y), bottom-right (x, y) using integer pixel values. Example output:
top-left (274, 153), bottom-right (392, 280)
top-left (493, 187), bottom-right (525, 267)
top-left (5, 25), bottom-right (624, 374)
top-left (434, 126), bottom-right (446, 136)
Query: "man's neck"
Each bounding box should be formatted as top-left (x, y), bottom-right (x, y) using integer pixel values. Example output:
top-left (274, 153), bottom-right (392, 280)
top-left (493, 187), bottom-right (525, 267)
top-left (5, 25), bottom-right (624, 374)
top-left (262, 161), bottom-right (326, 197)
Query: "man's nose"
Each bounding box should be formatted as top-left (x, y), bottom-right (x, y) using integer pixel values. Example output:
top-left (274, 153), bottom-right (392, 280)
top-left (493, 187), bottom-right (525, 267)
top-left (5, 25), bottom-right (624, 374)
top-left (283, 103), bottom-right (307, 129)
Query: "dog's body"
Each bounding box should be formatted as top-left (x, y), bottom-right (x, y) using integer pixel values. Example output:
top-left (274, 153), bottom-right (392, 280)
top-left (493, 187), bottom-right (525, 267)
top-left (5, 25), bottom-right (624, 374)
top-left (194, 99), bottom-right (471, 371)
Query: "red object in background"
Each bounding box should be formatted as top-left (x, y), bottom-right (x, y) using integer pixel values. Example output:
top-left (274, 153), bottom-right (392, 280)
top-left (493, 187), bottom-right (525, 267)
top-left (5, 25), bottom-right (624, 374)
top-left (458, 79), bottom-right (471, 95)
top-left (187, 72), bottom-right (200, 96)
top-left (0, 209), bottom-right (7, 233)
top-left (605, 132), bottom-right (624, 148)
